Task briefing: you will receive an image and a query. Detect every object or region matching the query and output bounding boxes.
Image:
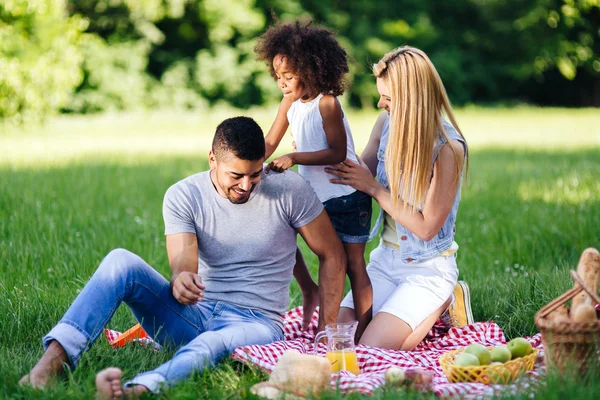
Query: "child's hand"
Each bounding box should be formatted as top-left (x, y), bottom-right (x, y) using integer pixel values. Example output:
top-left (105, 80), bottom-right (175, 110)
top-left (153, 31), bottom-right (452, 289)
top-left (265, 154), bottom-right (295, 173)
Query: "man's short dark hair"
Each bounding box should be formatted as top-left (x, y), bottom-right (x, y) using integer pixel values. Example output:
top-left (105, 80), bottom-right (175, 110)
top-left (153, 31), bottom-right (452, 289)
top-left (212, 117), bottom-right (265, 161)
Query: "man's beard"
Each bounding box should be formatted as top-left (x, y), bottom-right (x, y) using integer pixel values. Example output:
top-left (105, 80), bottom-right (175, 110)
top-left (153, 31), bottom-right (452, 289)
top-left (225, 185), bottom-right (253, 204)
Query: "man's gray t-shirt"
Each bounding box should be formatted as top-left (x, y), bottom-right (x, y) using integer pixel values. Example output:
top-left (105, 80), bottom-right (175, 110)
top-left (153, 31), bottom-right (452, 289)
top-left (162, 169), bottom-right (323, 330)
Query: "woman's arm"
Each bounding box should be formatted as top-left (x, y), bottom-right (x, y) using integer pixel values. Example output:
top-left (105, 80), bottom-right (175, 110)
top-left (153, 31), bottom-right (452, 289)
top-left (327, 140), bottom-right (464, 241)
top-left (264, 97), bottom-right (293, 160)
top-left (361, 111), bottom-right (387, 175)
top-left (267, 95), bottom-right (347, 172)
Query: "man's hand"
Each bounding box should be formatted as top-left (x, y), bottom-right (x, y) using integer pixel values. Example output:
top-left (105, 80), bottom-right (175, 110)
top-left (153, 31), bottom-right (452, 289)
top-left (265, 154), bottom-right (295, 173)
top-left (171, 271), bottom-right (205, 305)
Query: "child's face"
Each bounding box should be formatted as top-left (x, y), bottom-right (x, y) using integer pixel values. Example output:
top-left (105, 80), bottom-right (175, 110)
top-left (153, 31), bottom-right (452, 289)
top-left (376, 78), bottom-right (391, 114)
top-left (273, 54), bottom-right (310, 101)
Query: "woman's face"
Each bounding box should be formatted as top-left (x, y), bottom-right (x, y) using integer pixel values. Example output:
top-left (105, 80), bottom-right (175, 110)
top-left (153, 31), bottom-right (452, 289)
top-left (376, 77), bottom-right (391, 113)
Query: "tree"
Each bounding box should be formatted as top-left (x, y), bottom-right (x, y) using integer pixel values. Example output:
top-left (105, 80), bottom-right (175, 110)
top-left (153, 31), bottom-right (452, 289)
top-left (0, 0), bottom-right (86, 125)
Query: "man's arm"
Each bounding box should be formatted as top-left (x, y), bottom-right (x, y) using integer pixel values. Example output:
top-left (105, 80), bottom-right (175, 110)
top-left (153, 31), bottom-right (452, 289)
top-left (296, 210), bottom-right (346, 330)
top-left (166, 232), bottom-right (205, 304)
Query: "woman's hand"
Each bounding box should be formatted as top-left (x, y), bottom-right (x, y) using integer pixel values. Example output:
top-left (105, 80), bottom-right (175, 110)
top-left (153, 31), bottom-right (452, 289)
top-left (326, 157), bottom-right (383, 197)
top-left (265, 154), bottom-right (295, 173)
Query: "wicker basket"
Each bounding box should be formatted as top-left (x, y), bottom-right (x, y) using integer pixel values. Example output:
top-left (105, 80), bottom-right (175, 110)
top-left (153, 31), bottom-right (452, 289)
top-left (439, 347), bottom-right (539, 384)
top-left (534, 270), bottom-right (600, 374)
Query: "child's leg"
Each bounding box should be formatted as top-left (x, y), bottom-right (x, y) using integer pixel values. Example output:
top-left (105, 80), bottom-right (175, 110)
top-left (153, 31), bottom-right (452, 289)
top-left (344, 242), bottom-right (372, 342)
top-left (292, 247), bottom-right (319, 330)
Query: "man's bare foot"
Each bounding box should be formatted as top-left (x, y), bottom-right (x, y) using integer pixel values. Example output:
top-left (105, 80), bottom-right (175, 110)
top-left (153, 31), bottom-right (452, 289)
top-left (96, 368), bottom-right (149, 400)
top-left (19, 340), bottom-right (69, 389)
top-left (302, 286), bottom-right (320, 331)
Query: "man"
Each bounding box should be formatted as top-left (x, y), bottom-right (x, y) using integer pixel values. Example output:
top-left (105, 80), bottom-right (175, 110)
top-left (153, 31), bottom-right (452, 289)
top-left (20, 116), bottom-right (346, 398)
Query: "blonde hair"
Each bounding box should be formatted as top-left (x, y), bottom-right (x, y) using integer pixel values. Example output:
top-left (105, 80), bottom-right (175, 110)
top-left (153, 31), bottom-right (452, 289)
top-left (373, 46), bottom-right (467, 213)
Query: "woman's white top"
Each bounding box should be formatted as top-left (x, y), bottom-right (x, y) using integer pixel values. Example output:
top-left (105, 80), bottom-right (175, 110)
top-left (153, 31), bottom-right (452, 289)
top-left (287, 94), bottom-right (358, 202)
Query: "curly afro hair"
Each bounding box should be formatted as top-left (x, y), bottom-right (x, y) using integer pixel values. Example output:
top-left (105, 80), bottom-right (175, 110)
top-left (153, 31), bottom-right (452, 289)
top-left (255, 19), bottom-right (349, 97)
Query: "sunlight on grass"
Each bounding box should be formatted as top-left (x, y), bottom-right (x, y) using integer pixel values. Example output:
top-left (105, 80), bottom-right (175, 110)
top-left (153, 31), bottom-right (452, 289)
top-left (2, 108), bottom-right (600, 399)
top-left (2, 107), bottom-right (599, 168)
top-left (518, 172), bottom-right (600, 204)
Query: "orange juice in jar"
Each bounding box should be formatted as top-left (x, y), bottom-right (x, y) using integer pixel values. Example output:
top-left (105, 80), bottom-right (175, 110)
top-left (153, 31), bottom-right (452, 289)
top-left (326, 350), bottom-right (360, 374)
top-left (315, 321), bottom-right (361, 375)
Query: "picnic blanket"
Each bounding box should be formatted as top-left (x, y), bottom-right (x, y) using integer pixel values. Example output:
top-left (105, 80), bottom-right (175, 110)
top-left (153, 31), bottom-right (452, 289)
top-left (232, 307), bottom-right (545, 399)
top-left (105, 306), bottom-right (545, 398)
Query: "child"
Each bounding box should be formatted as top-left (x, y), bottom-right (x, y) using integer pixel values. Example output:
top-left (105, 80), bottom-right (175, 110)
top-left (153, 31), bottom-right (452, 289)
top-left (255, 20), bottom-right (372, 338)
top-left (326, 46), bottom-right (471, 350)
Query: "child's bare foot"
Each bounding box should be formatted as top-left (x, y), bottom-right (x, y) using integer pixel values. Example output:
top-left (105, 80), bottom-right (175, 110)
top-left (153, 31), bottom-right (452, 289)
top-left (19, 340), bottom-right (69, 389)
top-left (95, 368), bottom-right (148, 400)
top-left (302, 286), bottom-right (320, 330)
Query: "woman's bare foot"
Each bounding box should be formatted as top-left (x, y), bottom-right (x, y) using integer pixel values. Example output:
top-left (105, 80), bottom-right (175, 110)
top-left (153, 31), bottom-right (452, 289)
top-left (19, 340), bottom-right (69, 388)
top-left (95, 368), bottom-right (148, 400)
top-left (302, 286), bottom-right (320, 330)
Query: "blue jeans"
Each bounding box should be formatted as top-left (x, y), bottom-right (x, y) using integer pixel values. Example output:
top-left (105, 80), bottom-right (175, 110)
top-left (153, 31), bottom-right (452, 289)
top-left (43, 249), bottom-right (283, 393)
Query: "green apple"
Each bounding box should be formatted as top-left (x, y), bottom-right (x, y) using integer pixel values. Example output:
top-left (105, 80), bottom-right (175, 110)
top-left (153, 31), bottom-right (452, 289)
top-left (507, 337), bottom-right (533, 359)
top-left (487, 365), bottom-right (513, 384)
top-left (385, 366), bottom-right (405, 386)
top-left (453, 352), bottom-right (480, 367)
top-left (490, 345), bottom-right (512, 363)
top-left (464, 343), bottom-right (491, 365)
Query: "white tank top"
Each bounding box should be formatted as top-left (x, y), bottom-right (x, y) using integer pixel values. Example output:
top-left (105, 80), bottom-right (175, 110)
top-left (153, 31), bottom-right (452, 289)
top-left (287, 94), bottom-right (357, 202)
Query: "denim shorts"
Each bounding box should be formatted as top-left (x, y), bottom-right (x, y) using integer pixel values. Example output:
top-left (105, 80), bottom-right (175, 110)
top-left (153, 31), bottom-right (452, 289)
top-left (323, 190), bottom-right (372, 244)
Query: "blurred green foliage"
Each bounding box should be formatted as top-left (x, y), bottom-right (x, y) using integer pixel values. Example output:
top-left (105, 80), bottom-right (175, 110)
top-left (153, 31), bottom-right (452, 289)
top-left (0, 0), bottom-right (86, 124)
top-left (1, 0), bottom-right (599, 124)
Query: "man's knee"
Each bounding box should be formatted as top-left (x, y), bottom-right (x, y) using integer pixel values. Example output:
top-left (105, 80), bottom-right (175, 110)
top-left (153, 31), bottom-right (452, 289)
top-left (97, 248), bottom-right (144, 277)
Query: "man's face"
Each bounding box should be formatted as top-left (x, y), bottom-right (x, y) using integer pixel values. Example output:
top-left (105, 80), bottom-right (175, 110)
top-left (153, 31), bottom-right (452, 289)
top-left (209, 151), bottom-right (264, 204)
top-left (273, 54), bottom-right (309, 102)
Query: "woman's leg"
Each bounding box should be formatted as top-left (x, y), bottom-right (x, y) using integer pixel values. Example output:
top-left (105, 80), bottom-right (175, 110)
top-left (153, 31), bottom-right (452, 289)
top-left (359, 254), bottom-right (457, 350)
top-left (359, 298), bottom-right (450, 350)
top-left (400, 297), bottom-right (451, 350)
top-left (359, 312), bottom-right (412, 349)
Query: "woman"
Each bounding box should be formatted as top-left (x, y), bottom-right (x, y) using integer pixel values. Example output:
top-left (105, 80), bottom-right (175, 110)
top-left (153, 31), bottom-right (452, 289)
top-left (326, 46), bottom-right (468, 350)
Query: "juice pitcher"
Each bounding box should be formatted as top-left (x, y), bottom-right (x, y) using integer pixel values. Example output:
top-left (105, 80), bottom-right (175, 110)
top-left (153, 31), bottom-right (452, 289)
top-left (314, 321), bottom-right (360, 374)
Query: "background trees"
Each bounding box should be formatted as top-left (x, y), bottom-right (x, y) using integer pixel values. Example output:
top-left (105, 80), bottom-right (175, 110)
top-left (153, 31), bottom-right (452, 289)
top-left (1, 0), bottom-right (598, 123)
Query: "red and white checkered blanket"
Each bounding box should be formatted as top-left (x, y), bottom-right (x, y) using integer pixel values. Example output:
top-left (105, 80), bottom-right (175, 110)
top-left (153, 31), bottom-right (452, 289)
top-left (232, 307), bottom-right (545, 399)
top-left (106, 306), bottom-right (545, 398)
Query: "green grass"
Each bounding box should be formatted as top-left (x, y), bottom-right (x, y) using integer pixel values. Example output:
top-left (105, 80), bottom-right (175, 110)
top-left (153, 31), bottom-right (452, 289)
top-left (1, 107), bottom-right (600, 399)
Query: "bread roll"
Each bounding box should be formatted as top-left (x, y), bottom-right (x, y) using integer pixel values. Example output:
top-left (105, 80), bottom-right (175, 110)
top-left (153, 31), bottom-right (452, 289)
top-left (571, 303), bottom-right (598, 323)
top-left (572, 248), bottom-right (600, 309)
top-left (550, 313), bottom-right (572, 327)
top-left (269, 350), bottom-right (331, 397)
top-left (547, 305), bottom-right (569, 323)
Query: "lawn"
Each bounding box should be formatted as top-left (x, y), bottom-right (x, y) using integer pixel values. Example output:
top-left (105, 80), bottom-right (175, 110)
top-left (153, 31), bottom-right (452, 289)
top-left (1, 107), bottom-right (599, 399)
